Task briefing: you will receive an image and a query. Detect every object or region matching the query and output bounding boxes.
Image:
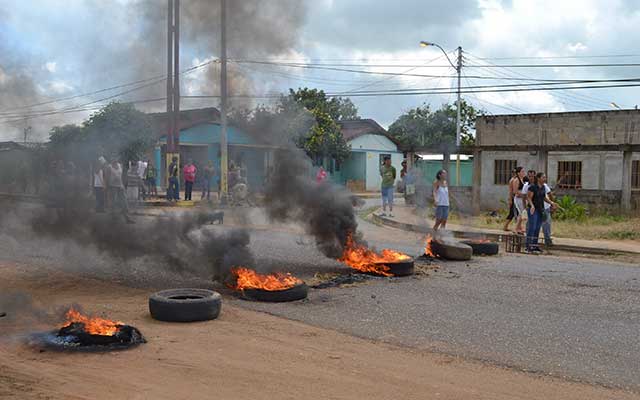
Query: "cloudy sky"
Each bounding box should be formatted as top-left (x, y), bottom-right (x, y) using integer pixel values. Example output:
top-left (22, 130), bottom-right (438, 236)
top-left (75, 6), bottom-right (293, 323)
top-left (1, 0), bottom-right (639, 141)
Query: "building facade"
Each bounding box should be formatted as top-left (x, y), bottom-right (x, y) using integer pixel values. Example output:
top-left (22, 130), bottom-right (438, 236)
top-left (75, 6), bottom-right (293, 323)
top-left (337, 119), bottom-right (404, 191)
top-left (473, 109), bottom-right (640, 212)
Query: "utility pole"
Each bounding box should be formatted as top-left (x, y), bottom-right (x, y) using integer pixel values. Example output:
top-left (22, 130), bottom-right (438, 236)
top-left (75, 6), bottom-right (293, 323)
top-left (219, 0), bottom-right (228, 198)
top-left (173, 0), bottom-right (180, 151)
top-left (455, 46), bottom-right (462, 186)
top-left (166, 0), bottom-right (174, 158)
top-left (166, 0), bottom-right (180, 188)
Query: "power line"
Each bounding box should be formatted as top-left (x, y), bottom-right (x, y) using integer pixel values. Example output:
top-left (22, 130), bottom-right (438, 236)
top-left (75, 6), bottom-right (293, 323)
top-left (234, 59), bottom-right (640, 68)
top-left (0, 59), bottom-right (218, 115)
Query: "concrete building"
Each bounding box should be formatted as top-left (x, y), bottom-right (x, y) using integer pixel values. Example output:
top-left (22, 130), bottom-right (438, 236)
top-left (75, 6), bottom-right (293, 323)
top-left (472, 109), bottom-right (640, 212)
top-left (337, 119), bottom-right (404, 191)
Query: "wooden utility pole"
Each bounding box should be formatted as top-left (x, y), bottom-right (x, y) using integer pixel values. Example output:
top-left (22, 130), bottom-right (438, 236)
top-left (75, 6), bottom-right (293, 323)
top-left (219, 0), bottom-right (228, 197)
top-left (166, 0), bottom-right (180, 186)
top-left (166, 0), bottom-right (174, 154)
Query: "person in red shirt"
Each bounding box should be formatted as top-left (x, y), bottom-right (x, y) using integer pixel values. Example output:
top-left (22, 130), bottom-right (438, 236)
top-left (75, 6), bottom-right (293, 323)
top-left (183, 159), bottom-right (197, 201)
top-left (316, 166), bottom-right (328, 183)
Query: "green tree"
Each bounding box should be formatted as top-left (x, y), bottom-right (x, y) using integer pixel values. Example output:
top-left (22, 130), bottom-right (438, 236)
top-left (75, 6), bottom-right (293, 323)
top-left (388, 99), bottom-right (484, 149)
top-left (48, 102), bottom-right (154, 166)
top-left (287, 88), bottom-right (356, 164)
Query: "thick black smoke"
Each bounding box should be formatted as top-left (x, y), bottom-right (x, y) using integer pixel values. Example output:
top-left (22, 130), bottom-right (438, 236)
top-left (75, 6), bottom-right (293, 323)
top-left (264, 148), bottom-right (359, 258)
top-left (0, 1), bottom-right (309, 140)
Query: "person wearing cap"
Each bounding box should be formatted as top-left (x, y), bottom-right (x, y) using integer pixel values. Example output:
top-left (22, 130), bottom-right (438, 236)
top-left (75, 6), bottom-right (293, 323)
top-left (379, 156), bottom-right (396, 217)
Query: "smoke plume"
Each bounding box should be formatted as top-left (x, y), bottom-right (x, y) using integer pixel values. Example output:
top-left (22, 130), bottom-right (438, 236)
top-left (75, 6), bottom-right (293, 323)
top-left (0, 1), bottom-right (309, 141)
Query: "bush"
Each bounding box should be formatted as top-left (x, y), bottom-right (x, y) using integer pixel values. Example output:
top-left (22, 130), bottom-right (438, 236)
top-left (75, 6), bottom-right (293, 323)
top-left (554, 195), bottom-right (587, 221)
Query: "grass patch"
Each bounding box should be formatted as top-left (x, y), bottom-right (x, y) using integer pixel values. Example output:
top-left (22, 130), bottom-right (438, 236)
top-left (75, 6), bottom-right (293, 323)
top-left (466, 210), bottom-right (640, 242)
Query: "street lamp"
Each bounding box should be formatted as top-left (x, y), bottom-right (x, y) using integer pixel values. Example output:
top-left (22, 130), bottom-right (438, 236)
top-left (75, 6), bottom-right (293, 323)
top-left (420, 41), bottom-right (463, 185)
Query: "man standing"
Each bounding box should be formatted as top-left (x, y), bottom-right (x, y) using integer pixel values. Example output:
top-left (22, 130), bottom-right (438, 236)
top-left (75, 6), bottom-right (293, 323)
top-left (106, 158), bottom-right (134, 224)
top-left (93, 156), bottom-right (107, 212)
top-left (183, 159), bottom-right (197, 201)
top-left (201, 160), bottom-right (215, 201)
top-left (380, 156), bottom-right (396, 217)
top-left (145, 160), bottom-right (157, 198)
top-left (167, 156), bottom-right (180, 202)
top-left (541, 182), bottom-right (554, 246)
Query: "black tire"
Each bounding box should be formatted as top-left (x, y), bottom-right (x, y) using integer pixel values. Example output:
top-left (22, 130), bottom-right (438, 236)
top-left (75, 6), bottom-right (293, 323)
top-left (431, 239), bottom-right (473, 261)
top-left (375, 261), bottom-right (414, 276)
top-left (241, 283), bottom-right (308, 302)
top-left (461, 240), bottom-right (500, 255)
top-left (149, 289), bottom-right (221, 322)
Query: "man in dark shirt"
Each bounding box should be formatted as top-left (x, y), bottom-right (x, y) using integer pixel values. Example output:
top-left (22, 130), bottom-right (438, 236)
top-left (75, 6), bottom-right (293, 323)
top-left (526, 172), bottom-right (556, 253)
top-left (167, 156), bottom-right (180, 201)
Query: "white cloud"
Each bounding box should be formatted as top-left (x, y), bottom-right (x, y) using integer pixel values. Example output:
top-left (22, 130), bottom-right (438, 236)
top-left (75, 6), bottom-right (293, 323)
top-left (44, 61), bottom-right (57, 73)
top-left (49, 80), bottom-right (73, 94)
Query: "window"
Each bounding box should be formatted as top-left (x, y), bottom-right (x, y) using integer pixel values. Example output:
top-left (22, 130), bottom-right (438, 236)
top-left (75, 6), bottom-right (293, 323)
top-left (557, 161), bottom-right (582, 189)
top-left (494, 159), bottom-right (517, 185)
top-left (633, 160), bottom-right (640, 189)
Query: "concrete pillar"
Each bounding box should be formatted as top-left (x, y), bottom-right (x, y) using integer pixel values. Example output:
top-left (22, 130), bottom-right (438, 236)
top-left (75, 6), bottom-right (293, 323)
top-left (154, 145), bottom-right (162, 190)
top-left (472, 149), bottom-right (482, 215)
top-left (621, 149), bottom-right (632, 211)
top-left (538, 149), bottom-right (548, 176)
top-left (442, 151), bottom-right (450, 177)
top-left (598, 153), bottom-right (606, 190)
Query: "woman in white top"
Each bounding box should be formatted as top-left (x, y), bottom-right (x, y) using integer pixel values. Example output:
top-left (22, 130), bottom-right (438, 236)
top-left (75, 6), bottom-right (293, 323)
top-left (432, 169), bottom-right (449, 231)
top-left (512, 167), bottom-right (527, 234)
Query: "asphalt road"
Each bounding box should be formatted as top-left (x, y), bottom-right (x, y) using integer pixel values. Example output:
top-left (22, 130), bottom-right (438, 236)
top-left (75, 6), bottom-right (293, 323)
top-left (231, 216), bottom-right (640, 392)
top-left (1, 206), bottom-right (639, 391)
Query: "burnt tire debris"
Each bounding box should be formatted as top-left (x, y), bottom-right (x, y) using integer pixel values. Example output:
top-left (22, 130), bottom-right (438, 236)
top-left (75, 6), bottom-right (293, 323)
top-left (431, 240), bottom-right (473, 261)
top-left (461, 240), bottom-right (500, 256)
top-left (240, 283), bottom-right (309, 302)
top-left (149, 289), bottom-right (222, 322)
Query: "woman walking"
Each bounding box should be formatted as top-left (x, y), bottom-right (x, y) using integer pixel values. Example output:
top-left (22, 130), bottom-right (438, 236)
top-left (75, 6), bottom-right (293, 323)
top-left (432, 169), bottom-right (449, 231)
top-left (526, 172), bottom-right (556, 253)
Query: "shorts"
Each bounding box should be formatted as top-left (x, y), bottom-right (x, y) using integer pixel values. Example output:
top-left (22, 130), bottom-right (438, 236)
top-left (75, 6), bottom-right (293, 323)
top-left (506, 201), bottom-right (516, 220)
top-left (381, 187), bottom-right (394, 205)
top-left (435, 205), bottom-right (449, 220)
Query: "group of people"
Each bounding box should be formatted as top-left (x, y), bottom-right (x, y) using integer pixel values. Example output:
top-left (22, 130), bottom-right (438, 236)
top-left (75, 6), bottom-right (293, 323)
top-left (379, 156), bottom-right (450, 231)
top-left (92, 156), bottom-right (136, 224)
top-left (380, 158), bottom-right (559, 252)
top-left (504, 167), bottom-right (558, 253)
top-left (167, 157), bottom-right (217, 202)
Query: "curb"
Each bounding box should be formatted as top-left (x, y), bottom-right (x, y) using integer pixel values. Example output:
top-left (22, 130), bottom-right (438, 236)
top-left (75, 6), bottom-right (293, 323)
top-left (368, 213), bottom-right (640, 257)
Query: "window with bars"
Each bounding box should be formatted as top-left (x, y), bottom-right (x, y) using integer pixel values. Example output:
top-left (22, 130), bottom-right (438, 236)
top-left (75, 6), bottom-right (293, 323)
top-left (494, 159), bottom-right (517, 185)
top-left (557, 161), bottom-right (582, 189)
top-left (633, 160), bottom-right (640, 189)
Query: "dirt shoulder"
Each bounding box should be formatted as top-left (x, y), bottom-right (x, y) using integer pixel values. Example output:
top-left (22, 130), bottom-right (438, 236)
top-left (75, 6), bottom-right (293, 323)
top-left (0, 261), bottom-right (637, 400)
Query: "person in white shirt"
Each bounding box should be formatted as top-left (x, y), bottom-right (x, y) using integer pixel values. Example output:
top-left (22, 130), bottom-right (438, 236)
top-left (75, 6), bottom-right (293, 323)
top-left (93, 157), bottom-right (106, 212)
top-left (432, 169), bottom-right (449, 231)
top-left (541, 183), bottom-right (554, 246)
top-left (106, 158), bottom-right (134, 224)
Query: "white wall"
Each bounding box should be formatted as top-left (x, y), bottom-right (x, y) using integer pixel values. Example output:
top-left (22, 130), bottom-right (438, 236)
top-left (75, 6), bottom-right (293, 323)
top-left (480, 151), bottom-right (539, 209)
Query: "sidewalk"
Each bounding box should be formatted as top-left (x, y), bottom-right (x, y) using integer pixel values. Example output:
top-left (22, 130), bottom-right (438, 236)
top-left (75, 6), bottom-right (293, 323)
top-left (368, 203), bottom-right (640, 256)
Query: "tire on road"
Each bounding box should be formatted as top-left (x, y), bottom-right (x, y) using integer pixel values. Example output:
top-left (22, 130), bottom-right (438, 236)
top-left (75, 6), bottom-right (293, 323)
top-left (241, 283), bottom-right (308, 302)
top-left (461, 240), bottom-right (500, 256)
top-left (374, 261), bottom-right (415, 276)
top-left (431, 239), bottom-right (473, 261)
top-left (149, 288), bottom-right (221, 322)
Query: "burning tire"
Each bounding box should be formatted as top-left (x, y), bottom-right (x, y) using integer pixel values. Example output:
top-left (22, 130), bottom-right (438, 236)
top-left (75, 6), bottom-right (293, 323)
top-left (461, 240), bottom-right (499, 256)
top-left (149, 289), bottom-right (221, 322)
top-left (373, 260), bottom-right (414, 276)
top-left (240, 283), bottom-right (308, 302)
top-left (431, 239), bottom-right (472, 261)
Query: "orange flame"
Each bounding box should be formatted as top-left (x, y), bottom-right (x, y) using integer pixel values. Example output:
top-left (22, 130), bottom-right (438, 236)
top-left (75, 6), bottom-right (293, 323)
top-left (230, 267), bottom-right (303, 291)
top-left (339, 233), bottom-right (411, 277)
top-left (424, 234), bottom-right (436, 257)
top-left (62, 307), bottom-right (123, 336)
